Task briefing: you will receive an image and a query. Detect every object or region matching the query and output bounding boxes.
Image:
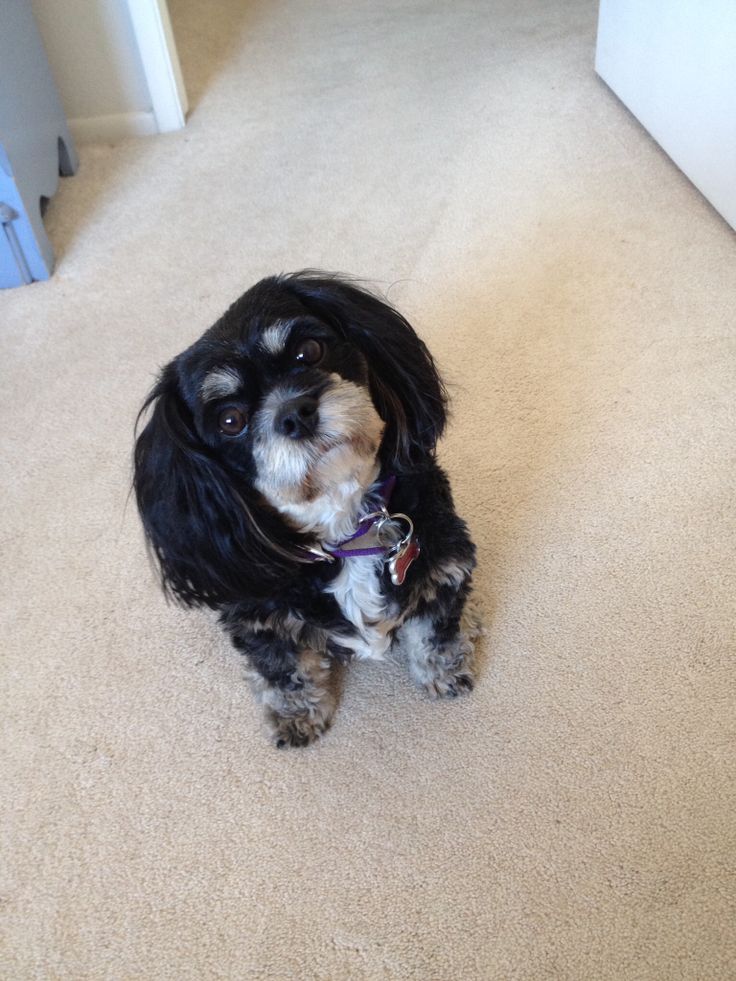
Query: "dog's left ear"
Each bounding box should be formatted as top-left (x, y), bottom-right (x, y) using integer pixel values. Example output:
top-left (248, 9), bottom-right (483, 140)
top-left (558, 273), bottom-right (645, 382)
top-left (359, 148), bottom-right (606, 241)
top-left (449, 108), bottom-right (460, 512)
top-left (282, 272), bottom-right (448, 469)
top-left (133, 360), bottom-right (303, 607)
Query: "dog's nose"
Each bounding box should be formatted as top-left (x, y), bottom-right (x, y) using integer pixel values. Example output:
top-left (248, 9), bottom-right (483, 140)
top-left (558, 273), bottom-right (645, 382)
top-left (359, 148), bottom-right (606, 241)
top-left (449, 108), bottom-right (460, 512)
top-left (275, 395), bottom-right (320, 439)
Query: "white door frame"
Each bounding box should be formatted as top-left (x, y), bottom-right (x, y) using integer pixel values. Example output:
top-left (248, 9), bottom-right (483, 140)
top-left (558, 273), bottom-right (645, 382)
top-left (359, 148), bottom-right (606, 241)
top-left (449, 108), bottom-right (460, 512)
top-left (596, 0), bottom-right (736, 231)
top-left (126, 0), bottom-right (188, 133)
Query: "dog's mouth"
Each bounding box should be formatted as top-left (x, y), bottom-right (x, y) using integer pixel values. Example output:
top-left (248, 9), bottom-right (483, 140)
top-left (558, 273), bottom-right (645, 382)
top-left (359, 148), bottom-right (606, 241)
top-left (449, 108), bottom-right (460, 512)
top-left (252, 377), bottom-right (385, 508)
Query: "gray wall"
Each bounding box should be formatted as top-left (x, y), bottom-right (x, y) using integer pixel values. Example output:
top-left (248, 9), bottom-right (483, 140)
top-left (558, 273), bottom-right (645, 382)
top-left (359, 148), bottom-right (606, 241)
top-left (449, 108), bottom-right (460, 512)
top-left (30, 0), bottom-right (154, 142)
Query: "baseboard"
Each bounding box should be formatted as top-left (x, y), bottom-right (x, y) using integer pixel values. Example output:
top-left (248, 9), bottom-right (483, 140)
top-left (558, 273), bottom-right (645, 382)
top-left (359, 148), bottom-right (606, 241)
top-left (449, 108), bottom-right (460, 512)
top-left (68, 110), bottom-right (158, 144)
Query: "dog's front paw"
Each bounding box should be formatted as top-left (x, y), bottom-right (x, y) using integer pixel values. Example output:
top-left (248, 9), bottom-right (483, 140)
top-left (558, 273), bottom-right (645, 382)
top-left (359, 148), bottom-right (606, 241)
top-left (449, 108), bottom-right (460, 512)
top-left (402, 625), bottom-right (475, 699)
top-left (268, 710), bottom-right (332, 749)
top-left (422, 660), bottom-right (475, 699)
top-left (247, 651), bottom-right (336, 748)
top-left (420, 647), bottom-right (475, 699)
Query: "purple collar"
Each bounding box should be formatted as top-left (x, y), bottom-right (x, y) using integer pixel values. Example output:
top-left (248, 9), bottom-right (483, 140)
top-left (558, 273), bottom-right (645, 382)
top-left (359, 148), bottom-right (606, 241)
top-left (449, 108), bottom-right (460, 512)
top-left (300, 475), bottom-right (399, 562)
top-left (325, 475), bottom-right (397, 558)
top-left (300, 474), bottom-right (421, 586)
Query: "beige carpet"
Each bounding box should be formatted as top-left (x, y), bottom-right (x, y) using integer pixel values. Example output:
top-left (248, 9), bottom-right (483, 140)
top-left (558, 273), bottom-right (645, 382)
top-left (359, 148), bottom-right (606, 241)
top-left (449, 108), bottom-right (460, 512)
top-left (2, 1), bottom-right (735, 977)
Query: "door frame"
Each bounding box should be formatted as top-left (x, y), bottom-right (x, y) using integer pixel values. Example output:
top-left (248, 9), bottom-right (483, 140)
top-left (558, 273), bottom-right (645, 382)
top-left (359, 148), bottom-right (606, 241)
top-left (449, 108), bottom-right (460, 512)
top-left (125, 0), bottom-right (188, 133)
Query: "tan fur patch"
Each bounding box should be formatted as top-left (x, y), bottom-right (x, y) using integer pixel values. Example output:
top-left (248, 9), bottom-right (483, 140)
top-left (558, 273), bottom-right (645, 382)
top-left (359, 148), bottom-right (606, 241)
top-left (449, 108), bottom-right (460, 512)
top-left (245, 650), bottom-right (336, 748)
top-left (201, 366), bottom-right (242, 401)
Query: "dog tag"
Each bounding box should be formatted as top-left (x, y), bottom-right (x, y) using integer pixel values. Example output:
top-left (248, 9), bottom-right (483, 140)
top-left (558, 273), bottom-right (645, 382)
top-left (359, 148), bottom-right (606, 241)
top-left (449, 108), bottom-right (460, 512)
top-left (388, 537), bottom-right (420, 586)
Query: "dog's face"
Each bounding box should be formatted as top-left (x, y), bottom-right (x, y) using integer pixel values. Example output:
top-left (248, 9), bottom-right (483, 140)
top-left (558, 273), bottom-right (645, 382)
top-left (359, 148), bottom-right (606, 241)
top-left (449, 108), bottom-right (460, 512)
top-left (134, 273), bottom-right (447, 606)
top-left (178, 285), bottom-right (385, 527)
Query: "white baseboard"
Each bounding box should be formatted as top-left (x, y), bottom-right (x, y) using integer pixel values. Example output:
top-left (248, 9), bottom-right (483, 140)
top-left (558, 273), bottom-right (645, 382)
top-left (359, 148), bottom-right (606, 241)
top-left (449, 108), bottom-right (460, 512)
top-left (69, 110), bottom-right (158, 144)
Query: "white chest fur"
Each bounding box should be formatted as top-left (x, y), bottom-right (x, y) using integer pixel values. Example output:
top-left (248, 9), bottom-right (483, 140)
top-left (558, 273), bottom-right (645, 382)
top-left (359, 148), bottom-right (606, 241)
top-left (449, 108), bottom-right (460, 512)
top-left (265, 446), bottom-right (399, 658)
top-left (326, 555), bottom-right (399, 660)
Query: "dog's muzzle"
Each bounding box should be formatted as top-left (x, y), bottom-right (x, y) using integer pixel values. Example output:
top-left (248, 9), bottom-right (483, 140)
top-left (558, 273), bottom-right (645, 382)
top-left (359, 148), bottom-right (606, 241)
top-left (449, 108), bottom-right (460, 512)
top-left (274, 395), bottom-right (320, 440)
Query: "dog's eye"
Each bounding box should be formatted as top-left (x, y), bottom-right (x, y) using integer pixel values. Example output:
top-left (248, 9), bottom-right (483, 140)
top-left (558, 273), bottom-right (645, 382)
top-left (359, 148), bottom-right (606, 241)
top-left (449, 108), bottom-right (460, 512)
top-left (295, 339), bottom-right (324, 365)
top-left (218, 407), bottom-right (248, 436)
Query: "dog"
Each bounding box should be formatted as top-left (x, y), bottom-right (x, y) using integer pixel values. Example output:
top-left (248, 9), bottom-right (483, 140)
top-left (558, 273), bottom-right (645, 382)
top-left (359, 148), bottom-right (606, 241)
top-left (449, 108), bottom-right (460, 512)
top-left (134, 272), bottom-right (476, 747)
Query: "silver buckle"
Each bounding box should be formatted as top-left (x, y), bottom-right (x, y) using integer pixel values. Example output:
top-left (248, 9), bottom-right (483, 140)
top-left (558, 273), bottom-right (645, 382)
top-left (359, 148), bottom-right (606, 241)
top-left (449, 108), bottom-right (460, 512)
top-left (375, 512), bottom-right (414, 556)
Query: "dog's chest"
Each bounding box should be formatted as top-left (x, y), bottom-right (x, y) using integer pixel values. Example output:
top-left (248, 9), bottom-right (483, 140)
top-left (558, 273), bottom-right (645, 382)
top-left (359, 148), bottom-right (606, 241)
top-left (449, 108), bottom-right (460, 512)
top-left (326, 556), bottom-right (399, 660)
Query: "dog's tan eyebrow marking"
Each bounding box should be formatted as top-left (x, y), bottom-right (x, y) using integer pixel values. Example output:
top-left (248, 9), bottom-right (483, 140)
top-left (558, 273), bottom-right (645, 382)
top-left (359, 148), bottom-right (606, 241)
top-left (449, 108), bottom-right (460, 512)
top-left (260, 321), bottom-right (293, 356)
top-left (201, 366), bottom-right (242, 401)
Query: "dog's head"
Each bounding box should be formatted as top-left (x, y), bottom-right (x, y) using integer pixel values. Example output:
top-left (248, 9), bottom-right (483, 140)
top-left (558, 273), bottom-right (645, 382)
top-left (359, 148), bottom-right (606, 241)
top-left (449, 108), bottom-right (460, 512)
top-left (134, 272), bottom-right (447, 606)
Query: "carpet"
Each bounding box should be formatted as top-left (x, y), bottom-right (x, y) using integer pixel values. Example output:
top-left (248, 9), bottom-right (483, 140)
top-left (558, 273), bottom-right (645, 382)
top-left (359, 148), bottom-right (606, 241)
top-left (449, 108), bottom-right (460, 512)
top-left (1, 1), bottom-right (734, 977)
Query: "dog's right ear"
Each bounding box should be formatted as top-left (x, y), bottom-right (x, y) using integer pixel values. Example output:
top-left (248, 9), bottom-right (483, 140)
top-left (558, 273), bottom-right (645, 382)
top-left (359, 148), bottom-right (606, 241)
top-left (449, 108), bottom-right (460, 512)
top-left (133, 362), bottom-right (296, 608)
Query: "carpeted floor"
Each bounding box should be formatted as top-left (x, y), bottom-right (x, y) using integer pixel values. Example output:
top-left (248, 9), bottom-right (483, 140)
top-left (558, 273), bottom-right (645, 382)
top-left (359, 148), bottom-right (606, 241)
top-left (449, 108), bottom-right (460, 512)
top-left (2, 1), bottom-right (735, 978)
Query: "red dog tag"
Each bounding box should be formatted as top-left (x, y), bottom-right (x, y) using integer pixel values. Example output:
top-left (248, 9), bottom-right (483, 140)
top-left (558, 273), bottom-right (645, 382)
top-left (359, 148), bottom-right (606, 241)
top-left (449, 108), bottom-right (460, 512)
top-left (388, 538), bottom-right (420, 586)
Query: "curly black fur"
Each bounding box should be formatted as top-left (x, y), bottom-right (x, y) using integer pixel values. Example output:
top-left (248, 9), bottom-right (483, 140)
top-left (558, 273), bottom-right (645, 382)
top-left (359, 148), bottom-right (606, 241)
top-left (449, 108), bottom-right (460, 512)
top-left (134, 272), bottom-right (476, 746)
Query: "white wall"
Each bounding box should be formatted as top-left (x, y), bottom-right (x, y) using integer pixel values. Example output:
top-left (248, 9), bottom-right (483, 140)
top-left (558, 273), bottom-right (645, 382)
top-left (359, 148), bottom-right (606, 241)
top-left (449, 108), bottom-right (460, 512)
top-left (30, 0), bottom-right (155, 142)
top-left (596, 0), bottom-right (736, 231)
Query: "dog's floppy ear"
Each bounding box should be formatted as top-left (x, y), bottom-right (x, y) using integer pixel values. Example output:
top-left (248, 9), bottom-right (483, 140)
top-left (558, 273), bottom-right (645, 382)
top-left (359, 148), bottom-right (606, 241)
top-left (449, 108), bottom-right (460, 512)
top-left (133, 361), bottom-right (298, 607)
top-left (282, 272), bottom-right (448, 469)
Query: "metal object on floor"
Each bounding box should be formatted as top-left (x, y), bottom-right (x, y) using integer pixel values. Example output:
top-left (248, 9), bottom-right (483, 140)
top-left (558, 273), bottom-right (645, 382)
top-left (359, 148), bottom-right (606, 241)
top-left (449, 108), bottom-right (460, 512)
top-left (0, 0), bottom-right (78, 289)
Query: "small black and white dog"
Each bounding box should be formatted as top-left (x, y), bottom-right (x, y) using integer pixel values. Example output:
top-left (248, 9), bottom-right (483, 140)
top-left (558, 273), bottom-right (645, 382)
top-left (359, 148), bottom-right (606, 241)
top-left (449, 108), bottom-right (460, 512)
top-left (134, 272), bottom-right (476, 747)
